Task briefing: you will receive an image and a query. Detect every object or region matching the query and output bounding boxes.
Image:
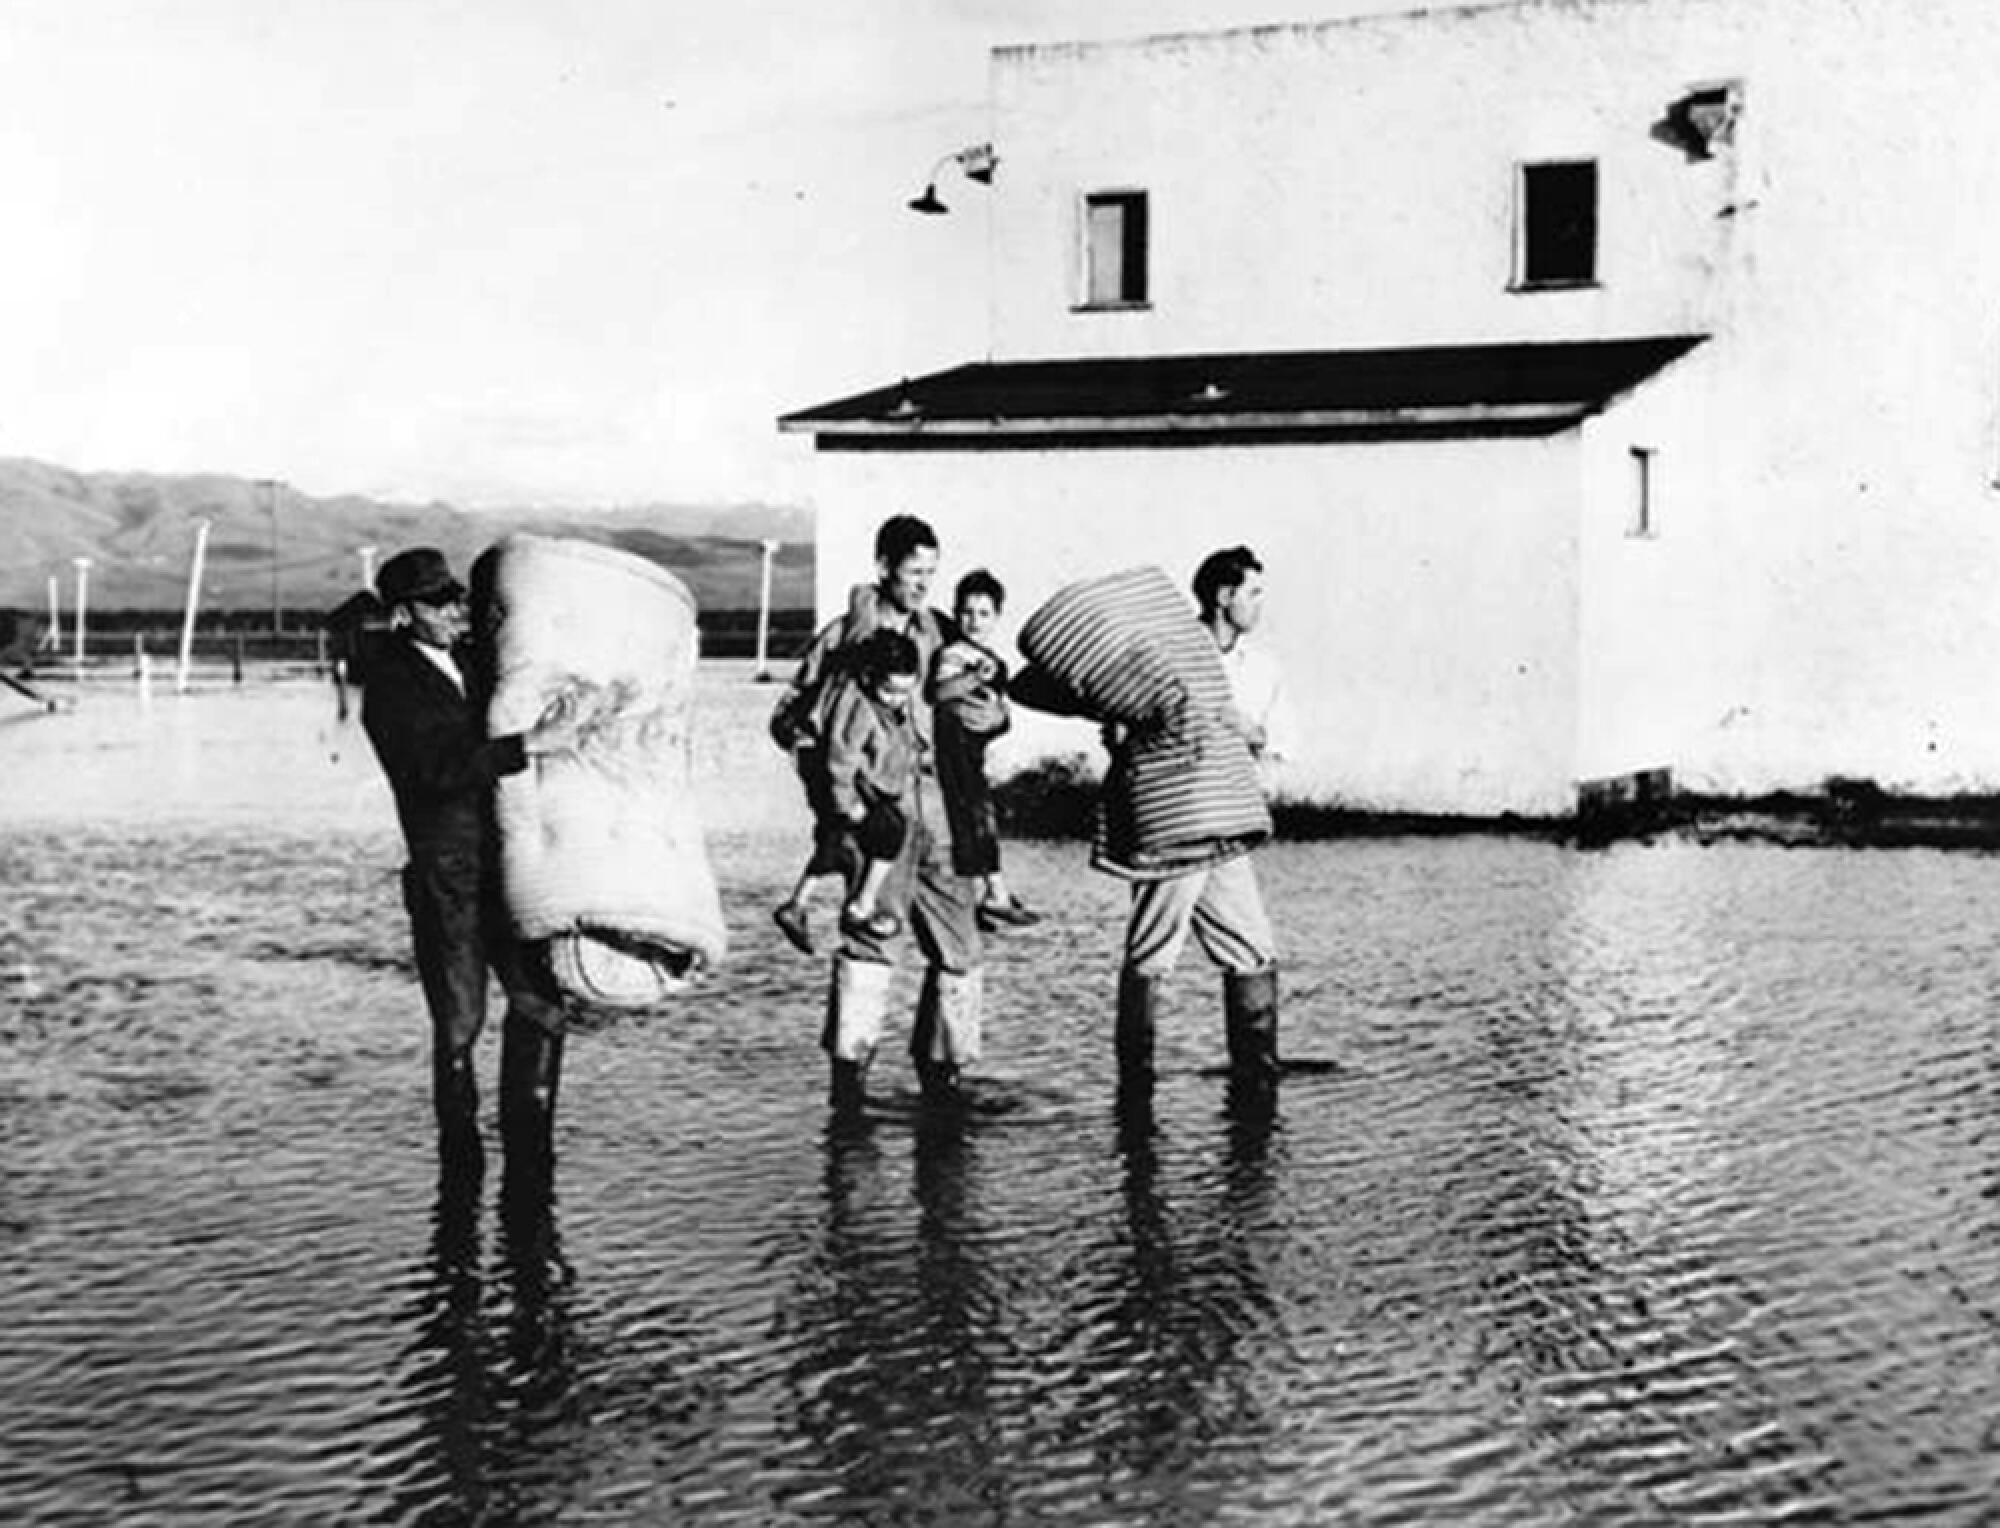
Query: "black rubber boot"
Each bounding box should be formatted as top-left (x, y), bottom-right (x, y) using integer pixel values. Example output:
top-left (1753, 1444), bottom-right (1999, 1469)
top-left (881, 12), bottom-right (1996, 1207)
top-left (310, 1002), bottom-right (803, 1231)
top-left (1116, 966), bottom-right (1161, 1096)
top-left (433, 1044), bottom-right (484, 1180)
top-left (828, 1054), bottom-right (872, 1121)
top-left (910, 966), bottom-right (979, 1108)
top-left (913, 1057), bottom-right (962, 1105)
top-left (499, 1013), bottom-right (565, 1194)
top-left (1224, 966), bottom-right (1281, 1101)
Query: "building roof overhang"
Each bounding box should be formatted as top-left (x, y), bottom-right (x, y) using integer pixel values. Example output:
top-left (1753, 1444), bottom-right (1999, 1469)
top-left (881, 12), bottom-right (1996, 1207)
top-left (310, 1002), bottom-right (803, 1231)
top-left (779, 335), bottom-right (1707, 451)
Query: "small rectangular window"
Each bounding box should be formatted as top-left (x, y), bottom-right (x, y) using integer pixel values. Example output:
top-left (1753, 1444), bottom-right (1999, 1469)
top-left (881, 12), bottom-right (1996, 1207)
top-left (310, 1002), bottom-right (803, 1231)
top-left (1628, 446), bottom-right (1656, 536)
top-left (1518, 160), bottom-right (1597, 287)
top-left (1083, 191), bottom-right (1148, 307)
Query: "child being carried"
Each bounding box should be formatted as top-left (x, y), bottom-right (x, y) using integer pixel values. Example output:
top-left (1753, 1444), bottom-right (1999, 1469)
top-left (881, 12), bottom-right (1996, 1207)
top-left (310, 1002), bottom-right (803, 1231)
top-left (774, 626), bottom-right (924, 949)
top-left (933, 569), bottom-right (1038, 931)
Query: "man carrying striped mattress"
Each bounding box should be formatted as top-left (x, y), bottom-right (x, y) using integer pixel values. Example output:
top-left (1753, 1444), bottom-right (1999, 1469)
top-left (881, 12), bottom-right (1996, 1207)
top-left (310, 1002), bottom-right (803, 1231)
top-left (1011, 549), bottom-right (1285, 1107)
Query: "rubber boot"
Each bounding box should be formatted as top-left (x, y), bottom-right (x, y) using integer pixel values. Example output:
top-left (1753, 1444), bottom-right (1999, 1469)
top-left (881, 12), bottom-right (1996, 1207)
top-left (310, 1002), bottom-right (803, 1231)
top-left (433, 1043), bottom-right (485, 1180)
top-left (1116, 966), bottom-right (1161, 1096)
top-left (828, 1055), bottom-right (872, 1119)
top-left (824, 954), bottom-right (893, 1117)
top-left (499, 1011), bottom-right (565, 1195)
top-left (1224, 965), bottom-right (1281, 1103)
top-left (912, 965), bottom-right (983, 1105)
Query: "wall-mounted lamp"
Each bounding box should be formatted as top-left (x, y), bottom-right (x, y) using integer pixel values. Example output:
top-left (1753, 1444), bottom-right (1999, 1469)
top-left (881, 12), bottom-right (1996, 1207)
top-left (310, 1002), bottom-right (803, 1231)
top-left (908, 142), bottom-right (998, 215)
top-left (1652, 80), bottom-right (1742, 161)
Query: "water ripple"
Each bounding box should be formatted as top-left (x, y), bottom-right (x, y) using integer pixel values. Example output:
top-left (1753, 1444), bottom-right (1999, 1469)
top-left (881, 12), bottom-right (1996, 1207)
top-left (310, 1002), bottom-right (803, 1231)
top-left (5, 824), bottom-right (2000, 1522)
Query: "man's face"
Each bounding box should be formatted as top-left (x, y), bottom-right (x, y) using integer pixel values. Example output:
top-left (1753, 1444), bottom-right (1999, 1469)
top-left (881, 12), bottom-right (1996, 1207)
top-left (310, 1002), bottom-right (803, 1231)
top-left (1218, 571), bottom-right (1266, 636)
top-left (408, 595), bottom-right (470, 649)
top-left (878, 545), bottom-right (938, 616)
top-left (956, 592), bottom-right (999, 642)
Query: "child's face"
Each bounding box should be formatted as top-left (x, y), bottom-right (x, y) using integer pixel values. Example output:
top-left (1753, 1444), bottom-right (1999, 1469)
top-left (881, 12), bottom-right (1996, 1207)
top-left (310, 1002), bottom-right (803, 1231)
top-left (956, 592), bottom-right (999, 642)
top-left (872, 669), bottom-right (919, 713)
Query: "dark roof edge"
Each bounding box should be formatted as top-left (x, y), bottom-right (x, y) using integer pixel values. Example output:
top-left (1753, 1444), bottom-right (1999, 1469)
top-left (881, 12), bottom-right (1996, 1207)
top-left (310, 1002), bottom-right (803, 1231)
top-left (778, 335), bottom-right (1710, 443)
top-left (811, 417), bottom-right (1589, 452)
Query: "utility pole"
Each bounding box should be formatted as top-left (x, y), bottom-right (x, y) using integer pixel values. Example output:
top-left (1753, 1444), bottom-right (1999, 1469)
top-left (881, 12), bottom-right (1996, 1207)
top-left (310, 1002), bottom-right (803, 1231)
top-left (754, 538), bottom-right (780, 681)
top-left (177, 519), bottom-right (211, 694)
top-left (72, 557), bottom-right (91, 676)
top-left (260, 478), bottom-right (282, 638)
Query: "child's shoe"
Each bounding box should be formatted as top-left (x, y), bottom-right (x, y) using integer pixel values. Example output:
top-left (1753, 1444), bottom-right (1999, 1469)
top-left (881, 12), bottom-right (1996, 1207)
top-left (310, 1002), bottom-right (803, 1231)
top-left (839, 903), bottom-right (902, 941)
top-left (772, 901), bottom-right (815, 955)
top-left (976, 896), bottom-right (1041, 931)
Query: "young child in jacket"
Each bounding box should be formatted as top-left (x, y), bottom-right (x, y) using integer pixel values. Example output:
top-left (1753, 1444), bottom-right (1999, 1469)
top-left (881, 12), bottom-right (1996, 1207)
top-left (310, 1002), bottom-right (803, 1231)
top-left (821, 627), bottom-right (924, 941)
top-left (769, 582), bottom-right (886, 954)
top-left (772, 620), bottom-right (926, 951)
top-left (932, 569), bottom-right (1038, 930)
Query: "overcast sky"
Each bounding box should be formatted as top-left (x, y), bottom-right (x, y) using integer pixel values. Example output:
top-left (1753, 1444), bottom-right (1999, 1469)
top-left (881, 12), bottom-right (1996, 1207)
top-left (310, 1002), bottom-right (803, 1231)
top-left (1, 1), bottom-right (1396, 510)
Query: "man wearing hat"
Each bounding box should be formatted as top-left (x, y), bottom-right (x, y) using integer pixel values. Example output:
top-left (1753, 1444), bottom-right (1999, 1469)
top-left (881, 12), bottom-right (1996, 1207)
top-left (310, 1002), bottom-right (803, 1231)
top-left (360, 546), bottom-right (582, 1186)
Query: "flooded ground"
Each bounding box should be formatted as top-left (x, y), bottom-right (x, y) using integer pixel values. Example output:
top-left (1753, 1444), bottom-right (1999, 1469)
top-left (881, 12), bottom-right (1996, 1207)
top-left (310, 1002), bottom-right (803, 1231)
top-left (4, 669), bottom-right (1999, 1524)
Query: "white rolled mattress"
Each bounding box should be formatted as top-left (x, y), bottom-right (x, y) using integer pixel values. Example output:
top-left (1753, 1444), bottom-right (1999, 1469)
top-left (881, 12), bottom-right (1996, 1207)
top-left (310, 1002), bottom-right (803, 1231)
top-left (482, 533), bottom-right (727, 1006)
top-left (1016, 564), bottom-right (1270, 880)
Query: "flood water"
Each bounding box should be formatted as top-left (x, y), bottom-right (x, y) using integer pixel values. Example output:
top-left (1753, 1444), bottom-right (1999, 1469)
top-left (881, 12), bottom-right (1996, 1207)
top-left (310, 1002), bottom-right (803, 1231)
top-left (4, 669), bottom-right (1999, 1524)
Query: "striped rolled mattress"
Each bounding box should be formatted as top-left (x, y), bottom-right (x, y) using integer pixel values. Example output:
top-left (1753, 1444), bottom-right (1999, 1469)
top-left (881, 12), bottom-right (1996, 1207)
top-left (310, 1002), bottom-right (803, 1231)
top-left (480, 533), bottom-right (727, 1007)
top-left (1015, 564), bottom-right (1270, 880)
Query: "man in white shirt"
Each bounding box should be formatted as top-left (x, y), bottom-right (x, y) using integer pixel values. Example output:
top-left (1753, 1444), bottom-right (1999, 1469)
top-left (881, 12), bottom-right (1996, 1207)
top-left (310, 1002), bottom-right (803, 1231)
top-left (1204, 549), bottom-right (1297, 794)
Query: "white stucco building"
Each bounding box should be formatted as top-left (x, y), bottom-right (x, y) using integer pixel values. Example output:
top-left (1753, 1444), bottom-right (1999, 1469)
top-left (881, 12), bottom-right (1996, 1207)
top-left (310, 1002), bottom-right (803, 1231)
top-left (781, 0), bottom-right (2000, 817)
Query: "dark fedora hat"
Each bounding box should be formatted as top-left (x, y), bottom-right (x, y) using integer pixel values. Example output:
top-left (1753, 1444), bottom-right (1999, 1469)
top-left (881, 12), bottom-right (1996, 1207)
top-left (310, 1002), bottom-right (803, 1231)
top-left (375, 547), bottom-right (466, 608)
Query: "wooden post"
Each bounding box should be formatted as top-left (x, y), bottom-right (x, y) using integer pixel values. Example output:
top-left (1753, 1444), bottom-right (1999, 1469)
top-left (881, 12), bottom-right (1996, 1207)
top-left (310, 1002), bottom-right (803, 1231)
top-left (177, 519), bottom-right (210, 695)
top-left (755, 538), bottom-right (780, 681)
top-left (71, 558), bottom-right (91, 679)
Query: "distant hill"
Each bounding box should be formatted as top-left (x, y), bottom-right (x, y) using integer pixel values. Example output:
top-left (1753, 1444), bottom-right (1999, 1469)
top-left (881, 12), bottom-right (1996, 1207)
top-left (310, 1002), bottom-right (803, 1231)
top-left (0, 457), bottom-right (814, 614)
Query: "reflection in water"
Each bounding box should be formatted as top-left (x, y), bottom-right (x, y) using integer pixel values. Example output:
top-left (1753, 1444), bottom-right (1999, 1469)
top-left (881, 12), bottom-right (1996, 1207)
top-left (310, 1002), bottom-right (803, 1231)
top-left (907, 1112), bottom-right (1006, 1506)
top-left (772, 1087), bottom-right (1292, 1522)
top-left (777, 1114), bottom-right (1008, 1521)
top-left (9, 807), bottom-right (2000, 1524)
top-left (1453, 994), bottom-right (1614, 1389)
top-left (393, 1176), bottom-right (494, 1523)
top-left (1084, 1096), bottom-right (1282, 1515)
top-left (371, 1172), bottom-right (582, 1525)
